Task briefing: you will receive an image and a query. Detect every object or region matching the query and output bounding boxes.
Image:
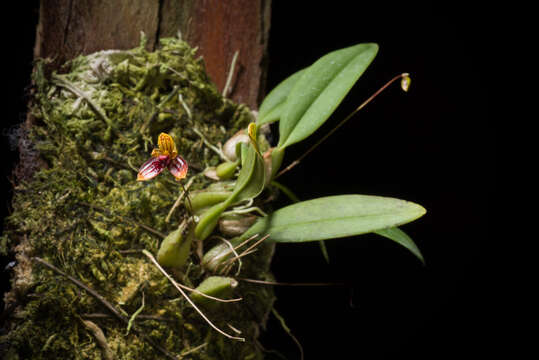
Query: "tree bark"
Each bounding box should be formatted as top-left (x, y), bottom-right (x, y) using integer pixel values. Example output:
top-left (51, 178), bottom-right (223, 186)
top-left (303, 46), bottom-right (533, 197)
top-left (18, 0), bottom-right (270, 183)
top-left (35, 0), bottom-right (270, 110)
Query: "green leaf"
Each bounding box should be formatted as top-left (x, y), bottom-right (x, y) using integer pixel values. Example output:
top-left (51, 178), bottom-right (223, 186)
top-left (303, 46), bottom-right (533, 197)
top-left (194, 143), bottom-right (265, 240)
top-left (278, 43), bottom-right (378, 149)
top-left (271, 180), bottom-right (329, 262)
top-left (258, 69), bottom-right (307, 126)
top-left (269, 147), bottom-right (285, 179)
top-left (232, 143), bottom-right (265, 203)
top-left (241, 194), bottom-right (425, 258)
top-left (194, 201), bottom-right (229, 240)
top-left (189, 191), bottom-right (232, 214)
top-left (216, 161), bottom-right (238, 180)
top-left (374, 227), bottom-right (424, 264)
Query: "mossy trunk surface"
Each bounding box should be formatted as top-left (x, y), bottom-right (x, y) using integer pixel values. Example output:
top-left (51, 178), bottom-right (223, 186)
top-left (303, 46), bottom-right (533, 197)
top-left (34, 0), bottom-right (270, 110)
top-left (2, 2), bottom-right (276, 359)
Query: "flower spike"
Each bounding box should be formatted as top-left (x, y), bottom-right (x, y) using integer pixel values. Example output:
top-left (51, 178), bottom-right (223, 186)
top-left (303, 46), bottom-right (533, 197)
top-left (137, 133), bottom-right (188, 181)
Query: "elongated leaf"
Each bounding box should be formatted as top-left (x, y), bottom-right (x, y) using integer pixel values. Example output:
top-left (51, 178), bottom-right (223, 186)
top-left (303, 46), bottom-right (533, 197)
top-left (195, 201), bottom-right (229, 240)
top-left (242, 194), bottom-right (425, 258)
top-left (272, 180), bottom-right (329, 262)
top-left (374, 227), bottom-right (424, 264)
top-left (278, 43), bottom-right (378, 149)
top-left (258, 69), bottom-right (306, 126)
top-left (258, 102), bottom-right (285, 127)
top-left (189, 191), bottom-right (232, 214)
top-left (194, 143), bottom-right (265, 240)
top-left (232, 143), bottom-right (265, 202)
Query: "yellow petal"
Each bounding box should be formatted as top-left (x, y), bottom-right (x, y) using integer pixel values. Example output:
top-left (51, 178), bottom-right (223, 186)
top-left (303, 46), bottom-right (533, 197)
top-left (151, 148), bottom-right (162, 157)
top-left (158, 133), bottom-right (178, 158)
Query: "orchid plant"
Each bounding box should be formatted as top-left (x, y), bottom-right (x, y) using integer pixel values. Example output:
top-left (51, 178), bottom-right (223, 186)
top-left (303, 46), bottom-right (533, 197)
top-left (136, 43), bottom-right (426, 344)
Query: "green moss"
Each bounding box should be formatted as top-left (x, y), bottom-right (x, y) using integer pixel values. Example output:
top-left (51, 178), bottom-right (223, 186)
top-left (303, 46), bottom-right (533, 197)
top-left (1, 38), bottom-right (274, 359)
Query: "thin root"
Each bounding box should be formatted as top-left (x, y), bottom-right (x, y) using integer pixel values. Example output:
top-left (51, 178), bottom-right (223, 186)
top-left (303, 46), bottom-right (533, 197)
top-left (192, 126), bottom-right (228, 161)
top-left (179, 342), bottom-right (208, 358)
top-left (272, 307), bottom-right (304, 360)
top-left (212, 236), bottom-right (243, 276)
top-left (142, 250), bottom-right (245, 341)
top-left (227, 323), bottom-right (242, 334)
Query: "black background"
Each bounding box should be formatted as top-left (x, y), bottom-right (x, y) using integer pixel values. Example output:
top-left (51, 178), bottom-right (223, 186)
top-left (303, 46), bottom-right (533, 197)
top-left (2, 2), bottom-right (493, 359)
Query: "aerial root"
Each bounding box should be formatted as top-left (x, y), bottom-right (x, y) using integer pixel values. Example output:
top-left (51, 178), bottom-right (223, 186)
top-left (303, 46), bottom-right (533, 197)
top-left (80, 319), bottom-right (114, 360)
top-left (219, 234), bottom-right (269, 275)
top-left (212, 236), bottom-right (243, 275)
top-left (272, 307), bottom-right (304, 360)
top-left (142, 250), bottom-right (245, 341)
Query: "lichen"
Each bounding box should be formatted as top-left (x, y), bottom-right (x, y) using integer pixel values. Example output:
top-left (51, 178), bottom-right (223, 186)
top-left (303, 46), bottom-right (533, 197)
top-left (1, 37), bottom-right (275, 359)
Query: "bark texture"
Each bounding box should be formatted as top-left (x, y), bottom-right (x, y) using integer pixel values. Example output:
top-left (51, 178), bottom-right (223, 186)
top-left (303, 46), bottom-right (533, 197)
top-left (35, 0), bottom-right (270, 110)
top-left (18, 0), bottom-right (271, 189)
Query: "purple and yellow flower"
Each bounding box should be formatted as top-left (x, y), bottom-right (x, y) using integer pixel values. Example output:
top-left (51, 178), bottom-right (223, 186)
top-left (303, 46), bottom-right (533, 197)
top-left (137, 133), bottom-right (188, 181)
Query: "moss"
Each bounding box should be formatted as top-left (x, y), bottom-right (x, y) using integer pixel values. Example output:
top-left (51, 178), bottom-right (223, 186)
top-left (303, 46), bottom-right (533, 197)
top-left (1, 37), bottom-right (274, 359)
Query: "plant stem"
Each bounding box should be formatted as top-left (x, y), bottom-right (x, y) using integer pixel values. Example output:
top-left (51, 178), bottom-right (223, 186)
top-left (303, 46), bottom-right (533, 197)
top-left (166, 176), bottom-right (196, 223)
top-left (275, 73), bottom-right (410, 179)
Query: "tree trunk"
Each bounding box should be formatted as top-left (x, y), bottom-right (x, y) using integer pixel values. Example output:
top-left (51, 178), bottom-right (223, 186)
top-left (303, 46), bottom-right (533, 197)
top-left (17, 0), bottom-right (271, 183)
top-left (35, 0), bottom-right (270, 109)
top-left (13, 0), bottom-right (270, 185)
top-left (2, 1), bottom-right (274, 359)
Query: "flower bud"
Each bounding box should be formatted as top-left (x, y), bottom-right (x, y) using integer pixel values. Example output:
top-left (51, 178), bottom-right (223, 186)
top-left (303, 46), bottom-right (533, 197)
top-left (401, 73), bottom-right (411, 92)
